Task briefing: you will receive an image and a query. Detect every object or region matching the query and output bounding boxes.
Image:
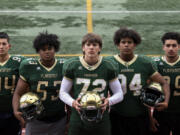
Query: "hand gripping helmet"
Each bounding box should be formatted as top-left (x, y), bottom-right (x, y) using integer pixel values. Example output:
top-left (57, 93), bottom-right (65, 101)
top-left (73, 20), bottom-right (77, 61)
top-left (79, 91), bottom-right (103, 123)
top-left (140, 82), bottom-right (165, 107)
top-left (19, 92), bottom-right (44, 121)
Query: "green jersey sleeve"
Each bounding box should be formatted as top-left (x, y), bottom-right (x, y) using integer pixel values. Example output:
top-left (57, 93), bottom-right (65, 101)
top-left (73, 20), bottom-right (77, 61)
top-left (62, 57), bottom-right (78, 79)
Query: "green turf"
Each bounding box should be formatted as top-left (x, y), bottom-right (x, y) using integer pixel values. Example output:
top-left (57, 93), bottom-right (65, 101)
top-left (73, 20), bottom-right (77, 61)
top-left (0, 0), bottom-right (180, 55)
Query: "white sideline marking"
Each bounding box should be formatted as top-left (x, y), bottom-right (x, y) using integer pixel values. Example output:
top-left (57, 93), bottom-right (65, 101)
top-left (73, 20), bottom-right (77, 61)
top-left (0, 10), bottom-right (180, 13)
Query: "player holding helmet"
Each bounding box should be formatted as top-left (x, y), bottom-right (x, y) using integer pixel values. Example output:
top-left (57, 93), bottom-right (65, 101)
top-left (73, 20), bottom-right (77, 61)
top-left (13, 31), bottom-right (66, 135)
top-left (150, 32), bottom-right (180, 135)
top-left (108, 27), bottom-right (170, 135)
top-left (59, 33), bottom-right (123, 135)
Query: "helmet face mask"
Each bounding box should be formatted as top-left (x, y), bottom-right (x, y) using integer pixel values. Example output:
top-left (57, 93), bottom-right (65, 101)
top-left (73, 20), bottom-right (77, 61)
top-left (79, 91), bottom-right (103, 123)
top-left (19, 92), bottom-right (44, 121)
top-left (80, 107), bottom-right (102, 122)
top-left (140, 83), bottom-right (165, 107)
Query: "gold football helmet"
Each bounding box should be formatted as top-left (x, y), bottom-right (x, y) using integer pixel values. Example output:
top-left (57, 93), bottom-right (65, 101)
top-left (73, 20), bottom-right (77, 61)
top-left (19, 92), bottom-right (44, 121)
top-left (79, 91), bottom-right (103, 123)
top-left (140, 82), bottom-right (165, 107)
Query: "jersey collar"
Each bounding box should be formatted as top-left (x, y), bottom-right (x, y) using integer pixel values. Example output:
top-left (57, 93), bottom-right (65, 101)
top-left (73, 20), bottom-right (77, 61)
top-left (162, 56), bottom-right (180, 66)
top-left (38, 58), bottom-right (57, 72)
top-left (114, 54), bottom-right (138, 67)
top-left (0, 55), bottom-right (11, 66)
top-left (79, 56), bottom-right (102, 71)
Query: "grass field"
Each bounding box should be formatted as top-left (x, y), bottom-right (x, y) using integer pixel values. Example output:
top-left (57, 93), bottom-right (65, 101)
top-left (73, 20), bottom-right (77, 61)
top-left (1, 0), bottom-right (180, 56)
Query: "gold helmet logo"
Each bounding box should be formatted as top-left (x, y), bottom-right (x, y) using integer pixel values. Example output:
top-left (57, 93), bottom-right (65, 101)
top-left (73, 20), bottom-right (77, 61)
top-left (80, 91), bottom-right (102, 108)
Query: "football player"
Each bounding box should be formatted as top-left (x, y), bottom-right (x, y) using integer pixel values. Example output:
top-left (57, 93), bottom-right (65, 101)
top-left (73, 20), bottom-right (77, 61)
top-left (150, 32), bottom-right (180, 135)
top-left (59, 33), bottom-right (124, 135)
top-left (0, 32), bottom-right (25, 135)
top-left (12, 31), bottom-right (66, 135)
top-left (108, 28), bottom-right (170, 135)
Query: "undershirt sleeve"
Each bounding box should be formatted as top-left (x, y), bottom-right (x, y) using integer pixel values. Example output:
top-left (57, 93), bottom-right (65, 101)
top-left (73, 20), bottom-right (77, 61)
top-left (108, 78), bottom-right (124, 106)
top-left (59, 77), bottom-right (74, 107)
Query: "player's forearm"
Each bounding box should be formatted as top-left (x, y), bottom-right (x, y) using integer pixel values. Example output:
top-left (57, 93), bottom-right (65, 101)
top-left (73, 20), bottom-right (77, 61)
top-left (151, 73), bottom-right (170, 105)
top-left (59, 77), bottom-right (74, 107)
top-left (60, 91), bottom-right (75, 107)
top-left (12, 78), bottom-right (29, 112)
top-left (109, 79), bottom-right (124, 106)
top-left (12, 91), bottom-right (21, 113)
top-left (162, 81), bottom-right (170, 104)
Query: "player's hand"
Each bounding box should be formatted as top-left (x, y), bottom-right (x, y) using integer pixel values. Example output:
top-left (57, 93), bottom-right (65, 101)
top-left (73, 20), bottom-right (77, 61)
top-left (149, 116), bottom-right (159, 132)
top-left (100, 97), bottom-right (109, 113)
top-left (155, 101), bottom-right (168, 111)
top-left (72, 97), bottom-right (81, 113)
top-left (143, 103), bottom-right (153, 109)
top-left (14, 111), bottom-right (26, 128)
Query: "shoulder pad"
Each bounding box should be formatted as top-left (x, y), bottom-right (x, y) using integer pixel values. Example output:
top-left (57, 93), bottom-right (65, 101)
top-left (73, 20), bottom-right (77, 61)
top-left (57, 58), bottom-right (66, 64)
top-left (152, 57), bottom-right (160, 62)
top-left (11, 55), bottom-right (24, 63)
top-left (23, 58), bottom-right (38, 65)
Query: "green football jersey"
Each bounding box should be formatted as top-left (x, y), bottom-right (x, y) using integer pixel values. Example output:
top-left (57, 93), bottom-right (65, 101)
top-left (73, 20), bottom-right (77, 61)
top-left (0, 55), bottom-right (25, 113)
top-left (153, 56), bottom-right (180, 113)
top-left (19, 58), bottom-right (65, 119)
top-left (63, 56), bottom-right (118, 121)
top-left (108, 54), bottom-right (157, 117)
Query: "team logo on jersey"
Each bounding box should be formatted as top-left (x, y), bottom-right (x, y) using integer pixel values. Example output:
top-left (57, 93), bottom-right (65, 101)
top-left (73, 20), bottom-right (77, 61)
top-left (84, 74), bottom-right (98, 77)
top-left (0, 68), bottom-right (11, 72)
top-left (153, 57), bottom-right (160, 61)
top-left (59, 59), bottom-right (64, 64)
top-left (124, 62), bottom-right (129, 67)
top-left (87, 66), bottom-right (92, 70)
top-left (121, 68), bottom-right (134, 72)
top-left (78, 66), bottom-right (83, 70)
top-left (159, 62), bottom-right (164, 65)
top-left (36, 67), bottom-right (41, 70)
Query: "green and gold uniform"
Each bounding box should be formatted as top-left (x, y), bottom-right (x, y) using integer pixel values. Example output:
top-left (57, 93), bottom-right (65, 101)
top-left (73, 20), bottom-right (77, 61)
top-left (108, 54), bottom-right (157, 135)
top-left (0, 55), bottom-right (25, 135)
top-left (0, 55), bottom-right (25, 112)
top-left (63, 56), bottom-right (118, 135)
top-left (20, 58), bottom-right (65, 122)
top-left (153, 56), bottom-right (180, 135)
